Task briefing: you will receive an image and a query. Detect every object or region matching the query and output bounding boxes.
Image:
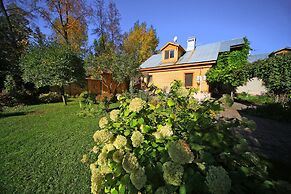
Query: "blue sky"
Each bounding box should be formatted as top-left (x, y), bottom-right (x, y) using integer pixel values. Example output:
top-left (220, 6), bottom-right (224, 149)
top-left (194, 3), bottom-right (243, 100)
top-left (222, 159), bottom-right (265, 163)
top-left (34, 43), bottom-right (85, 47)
top-left (40, 0), bottom-right (291, 54)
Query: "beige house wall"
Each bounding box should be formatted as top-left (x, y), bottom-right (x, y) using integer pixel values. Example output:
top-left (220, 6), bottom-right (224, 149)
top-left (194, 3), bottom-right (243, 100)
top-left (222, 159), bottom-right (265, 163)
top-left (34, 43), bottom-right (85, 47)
top-left (144, 66), bottom-right (211, 92)
top-left (236, 77), bottom-right (267, 95)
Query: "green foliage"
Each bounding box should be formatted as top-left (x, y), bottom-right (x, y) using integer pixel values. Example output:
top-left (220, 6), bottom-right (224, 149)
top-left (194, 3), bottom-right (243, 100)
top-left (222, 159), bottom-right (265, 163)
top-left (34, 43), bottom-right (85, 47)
top-left (39, 92), bottom-right (62, 103)
top-left (219, 94), bottom-right (234, 107)
top-left (0, 2), bottom-right (32, 90)
top-left (206, 37), bottom-right (251, 93)
top-left (83, 81), bottom-right (280, 194)
top-left (3, 75), bottom-right (17, 95)
top-left (20, 43), bottom-right (85, 89)
top-left (253, 53), bottom-right (291, 103)
top-left (235, 93), bottom-right (274, 105)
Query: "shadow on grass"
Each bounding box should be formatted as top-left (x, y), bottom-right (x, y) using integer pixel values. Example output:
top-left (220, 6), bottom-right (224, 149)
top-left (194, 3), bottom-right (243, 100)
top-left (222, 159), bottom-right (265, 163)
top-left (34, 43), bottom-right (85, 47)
top-left (239, 103), bottom-right (291, 122)
top-left (0, 111), bottom-right (31, 118)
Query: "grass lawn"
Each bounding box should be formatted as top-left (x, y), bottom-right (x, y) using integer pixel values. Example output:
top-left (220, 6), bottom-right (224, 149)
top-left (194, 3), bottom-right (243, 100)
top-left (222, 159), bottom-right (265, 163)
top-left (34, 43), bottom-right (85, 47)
top-left (0, 99), bottom-right (99, 193)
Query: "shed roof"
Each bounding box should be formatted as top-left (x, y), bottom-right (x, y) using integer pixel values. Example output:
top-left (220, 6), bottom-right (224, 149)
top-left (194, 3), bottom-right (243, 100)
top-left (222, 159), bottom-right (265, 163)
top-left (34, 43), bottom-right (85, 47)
top-left (140, 38), bottom-right (244, 69)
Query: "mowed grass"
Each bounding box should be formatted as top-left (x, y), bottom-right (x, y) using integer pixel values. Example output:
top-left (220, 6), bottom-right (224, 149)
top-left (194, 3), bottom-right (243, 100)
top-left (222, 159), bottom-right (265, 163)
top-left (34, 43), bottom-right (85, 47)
top-left (0, 99), bottom-right (99, 193)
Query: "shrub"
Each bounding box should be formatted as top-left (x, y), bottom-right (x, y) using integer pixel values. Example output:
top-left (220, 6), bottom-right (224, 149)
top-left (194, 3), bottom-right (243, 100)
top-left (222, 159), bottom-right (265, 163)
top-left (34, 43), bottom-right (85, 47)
top-left (219, 94), bottom-right (234, 107)
top-left (39, 92), bottom-right (62, 103)
top-left (83, 81), bottom-right (285, 194)
top-left (77, 91), bottom-right (99, 117)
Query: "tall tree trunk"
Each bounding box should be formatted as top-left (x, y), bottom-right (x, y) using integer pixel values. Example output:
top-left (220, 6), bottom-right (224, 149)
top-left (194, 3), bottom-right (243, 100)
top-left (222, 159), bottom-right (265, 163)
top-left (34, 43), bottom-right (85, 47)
top-left (61, 86), bottom-right (67, 105)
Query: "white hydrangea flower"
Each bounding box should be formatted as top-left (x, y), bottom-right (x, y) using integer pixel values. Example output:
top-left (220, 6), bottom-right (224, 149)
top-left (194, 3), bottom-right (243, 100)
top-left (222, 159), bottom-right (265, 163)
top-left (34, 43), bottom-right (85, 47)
top-left (101, 143), bottom-right (115, 153)
top-left (93, 129), bottom-right (113, 144)
top-left (99, 117), bottom-right (108, 129)
top-left (110, 109), bottom-right (120, 122)
top-left (176, 87), bottom-right (189, 97)
top-left (128, 98), bottom-right (145, 112)
top-left (152, 125), bottom-right (173, 139)
top-left (113, 135), bottom-right (127, 149)
top-left (131, 131), bottom-right (144, 147)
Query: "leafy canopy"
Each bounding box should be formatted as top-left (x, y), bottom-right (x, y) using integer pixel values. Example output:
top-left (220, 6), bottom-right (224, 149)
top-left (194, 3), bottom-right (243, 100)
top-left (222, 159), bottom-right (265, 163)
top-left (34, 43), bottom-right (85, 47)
top-left (206, 37), bottom-right (251, 92)
top-left (253, 53), bottom-right (291, 99)
top-left (20, 43), bottom-right (85, 88)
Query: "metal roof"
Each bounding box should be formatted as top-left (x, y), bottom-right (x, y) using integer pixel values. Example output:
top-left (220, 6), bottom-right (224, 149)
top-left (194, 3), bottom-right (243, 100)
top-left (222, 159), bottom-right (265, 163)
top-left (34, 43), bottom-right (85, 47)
top-left (247, 53), bottom-right (269, 63)
top-left (140, 38), bottom-right (245, 69)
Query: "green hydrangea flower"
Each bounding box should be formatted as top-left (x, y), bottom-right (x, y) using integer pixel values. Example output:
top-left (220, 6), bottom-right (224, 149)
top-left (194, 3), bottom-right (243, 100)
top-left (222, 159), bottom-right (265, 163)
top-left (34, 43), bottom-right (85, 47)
top-left (97, 152), bottom-right (107, 166)
top-left (130, 167), bottom-right (147, 190)
top-left (128, 98), bottom-right (145, 112)
top-left (113, 135), bottom-right (127, 149)
top-left (110, 109), bottom-right (120, 122)
top-left (99, 116), bottom-right (108, 129)
top-left (112, 150), bottom-right (124, 163)
top-left (81, 154), bottom-right (89, 164)
top-left (176, 87), bottom-right (189, 97)
top-left (154, 186), bottom-right (168, 194)
top-left (122, 153), bottom-right (139, 173)
top-left (205, 166), bottom-right (231, 194)
top-left (99, 164), bottom-right (112, 175)
top-left (168, 140), bottom-right (194, 164)
top-left (90, 164), bottom-right (104, 194)
top-left (131, 131), bottom-right (144, 147)
top-left (101, 143), bottom-right (115, 153)
top-left (162, 161), bottom-right (184, 186)
top-left (92, 146), bottom-right (99, 154)
top-left (93, 129), bottom-right (113, 144)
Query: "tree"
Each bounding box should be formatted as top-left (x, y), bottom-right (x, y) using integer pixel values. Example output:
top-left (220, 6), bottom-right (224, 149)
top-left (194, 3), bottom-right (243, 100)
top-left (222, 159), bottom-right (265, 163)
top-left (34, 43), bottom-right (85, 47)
top-left (123, 21), bottom-right (159, 65)
top-left (20, 43), bottom-right (85, 105)
top-left (123, 21), bottom-right (159, 91)
top-left (0, 1), bottom-right (32, 90)
top-left (206, 37), bottom-right (251, 97)
top-left (106, 0), bottom-right (122, 49)
top-left (253, 53), bottom-right (291, 103)
top-left (34, 0), bottom-right (88, 51)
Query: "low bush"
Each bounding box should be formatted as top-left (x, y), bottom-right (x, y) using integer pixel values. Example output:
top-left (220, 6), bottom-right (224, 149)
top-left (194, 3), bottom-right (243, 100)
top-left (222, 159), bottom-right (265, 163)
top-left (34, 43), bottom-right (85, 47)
top-left (78, 91), bottom-right (99, 117)
top-left (39, 92), bottom-right (62, 103)
top-left (235, 93), bottom-right (273, 105)
top-left (82, 81), bottom-right (289, 194)
top-left (0, 93), bottom-right (19, 107)
top-left (219, 94), bottom-right (234, 107)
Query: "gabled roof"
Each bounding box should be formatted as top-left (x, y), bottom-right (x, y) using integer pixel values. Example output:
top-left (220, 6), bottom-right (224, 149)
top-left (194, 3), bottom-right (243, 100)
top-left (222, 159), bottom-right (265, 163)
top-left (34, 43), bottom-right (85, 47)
top-left (269, 47), bottom-right (291, 56)
top-left (140, 38), bottom-right (244, 69)
top-left (160, 42), bottom-right (185, 52)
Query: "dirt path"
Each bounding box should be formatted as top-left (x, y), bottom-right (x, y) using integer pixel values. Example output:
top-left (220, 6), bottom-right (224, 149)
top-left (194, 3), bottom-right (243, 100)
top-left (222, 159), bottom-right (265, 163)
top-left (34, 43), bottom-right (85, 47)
top-left (222, 103), bottom-right (291, 164)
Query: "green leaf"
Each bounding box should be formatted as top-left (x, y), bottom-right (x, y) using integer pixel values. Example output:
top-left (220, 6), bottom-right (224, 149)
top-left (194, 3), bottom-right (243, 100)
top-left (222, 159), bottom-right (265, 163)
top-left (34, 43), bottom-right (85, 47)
top-left (124, 129), bottom-right (131, 136)
top-left (130, 119), bottom-right (138, 127)
top-left (167, 99), bottom-right (175, 107)
top-left (190, 143), bottom-right (205, 151)
top-left (118, 184), bottom-right (126, 194)
top-left (110, 188), bottom-right (118, 194)
top-left (179, 184), bottom-right (187, 194)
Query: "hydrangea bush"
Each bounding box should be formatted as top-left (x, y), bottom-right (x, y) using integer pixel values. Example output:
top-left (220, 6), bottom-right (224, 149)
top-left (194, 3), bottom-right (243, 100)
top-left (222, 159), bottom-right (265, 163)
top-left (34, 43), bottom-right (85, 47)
top-left (83, 81), bottom-right (279, 194)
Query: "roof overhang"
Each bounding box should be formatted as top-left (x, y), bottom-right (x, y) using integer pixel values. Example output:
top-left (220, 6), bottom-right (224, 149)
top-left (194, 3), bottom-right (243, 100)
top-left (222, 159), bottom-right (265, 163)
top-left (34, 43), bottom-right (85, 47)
top-left (140, 60), bottom-right (216, 72)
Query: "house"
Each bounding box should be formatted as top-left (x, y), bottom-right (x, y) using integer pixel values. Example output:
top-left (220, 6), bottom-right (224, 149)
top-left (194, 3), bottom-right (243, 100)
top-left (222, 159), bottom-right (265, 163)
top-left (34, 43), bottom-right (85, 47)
top-left (140, 37), bottom-right (245, 94)
top-left (236, 47), bottom-right (291, 95)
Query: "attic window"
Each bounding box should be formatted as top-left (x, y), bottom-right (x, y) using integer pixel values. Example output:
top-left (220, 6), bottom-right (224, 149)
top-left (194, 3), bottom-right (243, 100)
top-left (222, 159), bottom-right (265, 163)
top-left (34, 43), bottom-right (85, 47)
top-left (164, 50), bottom-right (175, 59)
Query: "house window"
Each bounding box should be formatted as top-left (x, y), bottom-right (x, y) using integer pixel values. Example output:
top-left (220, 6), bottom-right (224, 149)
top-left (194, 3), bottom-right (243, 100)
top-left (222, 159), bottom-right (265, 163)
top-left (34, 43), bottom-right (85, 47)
top-left (164, 50), bottom-right (174, 59)
top-left (164, 50), bottom-right (169, 59)
top-left (170, 50), bottom-right (175, 58)
top-left (185, 73), bottom-right (193, 87)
